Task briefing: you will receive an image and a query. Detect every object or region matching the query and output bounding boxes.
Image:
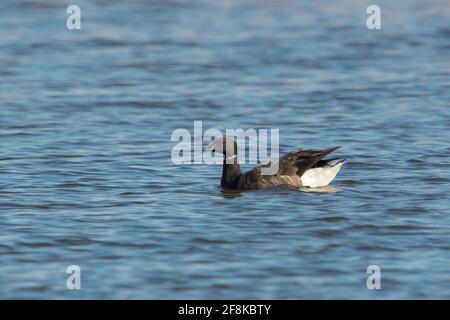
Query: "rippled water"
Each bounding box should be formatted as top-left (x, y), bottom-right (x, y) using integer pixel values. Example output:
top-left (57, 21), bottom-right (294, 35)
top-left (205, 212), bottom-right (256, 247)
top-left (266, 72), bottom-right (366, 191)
top-left (1, 0), bottom-right (449, 299)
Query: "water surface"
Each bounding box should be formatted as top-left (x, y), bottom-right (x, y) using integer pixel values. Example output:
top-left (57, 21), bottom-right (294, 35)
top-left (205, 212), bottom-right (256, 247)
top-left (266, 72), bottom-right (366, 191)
top-left (0, 0), bottom-right (449, 299)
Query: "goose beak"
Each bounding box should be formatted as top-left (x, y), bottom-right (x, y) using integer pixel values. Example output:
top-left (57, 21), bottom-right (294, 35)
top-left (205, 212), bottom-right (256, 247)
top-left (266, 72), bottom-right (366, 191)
top-left (204, 140), bottom-right (216, 152)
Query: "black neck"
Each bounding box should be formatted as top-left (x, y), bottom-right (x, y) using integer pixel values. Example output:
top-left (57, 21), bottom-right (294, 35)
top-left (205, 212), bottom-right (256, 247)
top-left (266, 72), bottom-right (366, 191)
top-left (221, 157), bottom-right (241, 188)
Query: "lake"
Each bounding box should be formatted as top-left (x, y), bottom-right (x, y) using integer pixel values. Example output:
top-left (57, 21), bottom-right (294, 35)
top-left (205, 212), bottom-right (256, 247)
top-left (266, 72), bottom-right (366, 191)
top-left (0, 0), bottom-right (449, 299)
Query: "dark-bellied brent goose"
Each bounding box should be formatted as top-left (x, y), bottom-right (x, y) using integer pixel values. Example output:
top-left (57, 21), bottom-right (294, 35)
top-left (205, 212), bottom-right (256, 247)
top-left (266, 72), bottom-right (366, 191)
top-left (205, 137), bottom-right (345, 190)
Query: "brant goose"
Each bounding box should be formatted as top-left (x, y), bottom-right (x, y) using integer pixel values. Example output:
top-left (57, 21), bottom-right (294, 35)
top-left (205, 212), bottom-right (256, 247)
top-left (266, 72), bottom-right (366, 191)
top-left (205, 138), bottom-right (345, 190)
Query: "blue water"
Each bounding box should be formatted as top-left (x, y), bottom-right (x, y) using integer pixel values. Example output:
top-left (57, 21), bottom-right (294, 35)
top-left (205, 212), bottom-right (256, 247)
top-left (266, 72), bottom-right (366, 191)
top-left (0, 0), bottom-right (449, 299)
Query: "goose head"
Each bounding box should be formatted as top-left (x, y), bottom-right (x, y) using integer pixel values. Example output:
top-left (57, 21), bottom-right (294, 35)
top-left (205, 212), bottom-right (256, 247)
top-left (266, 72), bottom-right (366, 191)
top-left (204, 137), bottom-right (238, 162)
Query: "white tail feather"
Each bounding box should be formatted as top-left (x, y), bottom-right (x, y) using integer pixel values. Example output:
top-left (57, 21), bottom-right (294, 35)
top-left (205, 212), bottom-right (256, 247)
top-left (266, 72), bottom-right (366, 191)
top-left (300, 160), bottom-right (345, 187)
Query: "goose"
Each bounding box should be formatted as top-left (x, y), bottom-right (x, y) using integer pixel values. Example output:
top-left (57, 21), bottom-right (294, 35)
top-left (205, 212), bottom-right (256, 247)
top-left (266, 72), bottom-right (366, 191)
top-left (205, 137), bottom-right (345, 190)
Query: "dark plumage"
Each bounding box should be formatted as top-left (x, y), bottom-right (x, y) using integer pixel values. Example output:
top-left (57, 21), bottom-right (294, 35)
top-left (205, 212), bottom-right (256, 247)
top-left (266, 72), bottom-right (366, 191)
top-left (205, 138), bottom-right (345, 190)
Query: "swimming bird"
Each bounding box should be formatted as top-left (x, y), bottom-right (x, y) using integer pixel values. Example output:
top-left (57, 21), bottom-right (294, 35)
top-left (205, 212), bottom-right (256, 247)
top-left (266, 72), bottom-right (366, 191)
top-left (205, 138), bottom-right (345, 190)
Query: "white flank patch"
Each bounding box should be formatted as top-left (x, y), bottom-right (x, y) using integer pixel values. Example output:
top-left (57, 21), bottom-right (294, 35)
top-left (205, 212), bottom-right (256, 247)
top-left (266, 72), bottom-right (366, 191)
top-left (300, 161), bottom-right (345, 187)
